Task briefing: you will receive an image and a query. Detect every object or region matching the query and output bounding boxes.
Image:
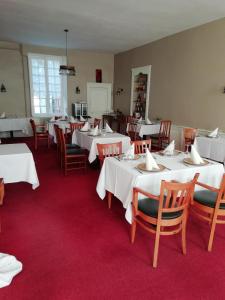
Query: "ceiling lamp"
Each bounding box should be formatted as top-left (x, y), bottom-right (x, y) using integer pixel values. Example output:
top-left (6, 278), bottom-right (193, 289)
top-left (59, 29), bottom-right (76, 76)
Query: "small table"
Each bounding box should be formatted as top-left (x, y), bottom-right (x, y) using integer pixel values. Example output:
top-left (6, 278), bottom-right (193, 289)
top-left (72, 131), bottom-right (131, 163)
top-left (0, 118), bottom-right (32, 137)
top-left (96, 152), bottom-right (224, 223)
top-left (0, 143), bottom-right (39, 189)
top-left (127, 122), bottom-right (160, 138)
top-left (195, 136), bottom-right (225, 163)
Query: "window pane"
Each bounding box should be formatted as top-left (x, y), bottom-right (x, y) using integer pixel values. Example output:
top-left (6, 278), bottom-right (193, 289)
top-left (29, 54), bottom-right (67, 116)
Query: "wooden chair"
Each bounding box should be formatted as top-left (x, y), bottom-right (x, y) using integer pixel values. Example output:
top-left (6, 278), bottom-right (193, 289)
top-left (131, 174), bottom-right (199, 268)
top-left (58, 128), bottom-right (87, 175)
top-left (132, 139), bottom-right (151, 154)
top-left (149, 120), bottom-right (172, 150)
top-left (0, 178), bottom-right (4, 205)
top-left (97, 142), bottom-right (122, 209)
top-left (30, 119), bottom-right (50, 150)
top-left (65, 122), bottom-right (85, 141)
top-left (191, 174), bottom-right (225, 251)
top-left (97, 141), bottom-right (122, 167)
top-left (94, 118), bottom-right (101, 128)
top-left (127, 123), bottom-right (139, 141)
top-left (183, 127), bottom-right (197, 152)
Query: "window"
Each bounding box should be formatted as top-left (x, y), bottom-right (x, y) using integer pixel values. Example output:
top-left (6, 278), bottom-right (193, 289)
top-left (28, 53), bottom-right (67, 117)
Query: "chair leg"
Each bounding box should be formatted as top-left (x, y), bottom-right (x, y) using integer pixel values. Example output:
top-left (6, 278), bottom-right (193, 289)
top-left (107, 191), bottom-right (112, 209)
top-left (153, 226), bottom-right (161, 268)
top-left (131, 219), bottom-right (137, 243)
top-left (208, 215), bottom-right (217, 252)
top-left (181, 217), bottom-right (187, 255)
top-left (35, 137), bottom-right (37, 150)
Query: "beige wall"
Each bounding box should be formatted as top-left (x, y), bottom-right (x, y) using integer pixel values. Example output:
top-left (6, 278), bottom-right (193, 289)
top-left (114, 17), bottom-right (225, 130)
top-left (0, 41), bottom-right (26, 117)
top-left (0, 42), bottom-right (114, 117)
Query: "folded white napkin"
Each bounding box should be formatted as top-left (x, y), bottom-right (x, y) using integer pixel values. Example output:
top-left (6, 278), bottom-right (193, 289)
top-left (0, 253), bottom-right (23, 288)
top-left (92, 125), bottom-right (99, 136)
top-left (80, 122), bottom-right (89, 131)
top-left (163, 140), bottom-right (175, 155)
top-left (105, 123), bottom-right (113, 133)
top-left (80, 115), bottom-right (86, 122)
top-left (208, 128), bottom-right (218, 138)
top-left (0, 112), bottom-right (6, 119)
top-left (138, 117), bottom-right (143, 123)
top-left (125, 144), bottom-right (135, 159)
top-left (145, 149), bottom-right (159, 170)
top-left (50, 116), bottom-right (55, 122)
top-left (190, 145), bottom-right (204, 164)
top-left (70, 116), bottom-right (75, 123)
top-left (145, 118), bottom-right (152, 125)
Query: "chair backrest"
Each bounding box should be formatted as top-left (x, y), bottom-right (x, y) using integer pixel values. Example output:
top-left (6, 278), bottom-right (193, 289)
top-left (132, 139), bottom-right (151, 154)
top-left (30, 119), bottom-right (36, 135)
top-left (157, 174), bottom-right (199, 219)
top-left (127, 123), bottom-right (138, 141)
top-left (216, 174), bottom-right (225, 208)
top-left (159, 120), bottom-right (172, 139)
top-left (94, 118), bottom-right (101, 128)
top-left (183, 128), bottom-right (197, 144)
top-left (70, 122), bottom-right (85, 134)
top-left (125, 115), bottom-right (136, 124)
top-left (97, 142), bottom-right (122, 166)
top-left (58, 128), bottom-right (66, 156)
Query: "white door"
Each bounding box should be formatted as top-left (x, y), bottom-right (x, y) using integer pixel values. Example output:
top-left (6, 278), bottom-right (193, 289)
top-left (87, 83), bottom-right (112, 118)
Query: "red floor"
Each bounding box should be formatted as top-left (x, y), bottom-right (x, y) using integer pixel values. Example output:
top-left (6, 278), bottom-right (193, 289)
top-left (1, 139), bottom-right (225, 299)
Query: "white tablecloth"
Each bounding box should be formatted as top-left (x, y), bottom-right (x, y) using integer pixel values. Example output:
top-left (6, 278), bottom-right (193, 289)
top-left (0, 143), bottom-right (39, 189)
top-left (0, 118), bottom-right (32, 135)
top-left (72, 131), bottom-right (131, 163)
top-left (195, 136), bottom-right (225, 163)
top-left (96, 152), bottom-right (224, 223)
top-left (127, 123), bottom-right (160, 138)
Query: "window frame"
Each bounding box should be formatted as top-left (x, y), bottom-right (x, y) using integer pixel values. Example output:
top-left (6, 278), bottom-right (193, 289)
top-left (28, 53), bottom-right (68, 117)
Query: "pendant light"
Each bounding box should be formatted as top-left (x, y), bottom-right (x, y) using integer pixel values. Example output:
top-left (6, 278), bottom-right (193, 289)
top-left (59, 29), bottom-right (76, 76)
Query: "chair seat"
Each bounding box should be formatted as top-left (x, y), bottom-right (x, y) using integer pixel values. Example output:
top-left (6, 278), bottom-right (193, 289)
top-left (138, 198), bottom-right (182, 220)
top-left (66, 148), bottom-right (85, 155)
top-left (66, 144), bottom-right (80, 149)
top-left (194, 190), bottom-right (225, 209)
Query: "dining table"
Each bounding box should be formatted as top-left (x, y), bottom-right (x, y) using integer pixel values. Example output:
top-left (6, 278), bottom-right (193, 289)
top-left (0, 118), bottom-right (32, 137)
top-left (195, 136), bottom-right (225, 163)
top-left (96, 151), bottom-right (224, 223)
top-left (127, 122), bottom-right (160, 138)
top-left (72, 130), bottom-right (131, 163)
top-left (0, 143), bottom-right (39, 189)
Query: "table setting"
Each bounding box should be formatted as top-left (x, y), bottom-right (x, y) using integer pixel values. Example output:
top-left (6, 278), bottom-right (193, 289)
top-left (96, 140), bottom-right (224, 223)
top-left (72, 122), bottom-right (131, 163)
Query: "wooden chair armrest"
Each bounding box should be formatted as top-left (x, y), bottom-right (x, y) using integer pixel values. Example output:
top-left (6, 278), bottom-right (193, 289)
top-left (133, 187), bottom-right (160, 201)
top-left (196, 181), bottom-right (219, 193)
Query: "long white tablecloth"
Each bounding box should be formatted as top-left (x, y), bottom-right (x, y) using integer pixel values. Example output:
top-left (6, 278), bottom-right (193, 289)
top-left (96, 152), bottom-right (224, 223)
top-left (0, 143), bottom-right (39, 189)
top-left (0, 118), bottom-right (32, 135)
top-left (195, 136), bottom-right (225, 163)
top-left (127, 123), bottom-right (160, 138)
top-left (72, 131), bottom-right (131, 163)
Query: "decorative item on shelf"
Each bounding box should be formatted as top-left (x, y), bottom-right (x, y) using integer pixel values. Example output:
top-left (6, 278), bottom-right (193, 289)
top-left (0, 84), bottom-right (6, 93)
top-left (59, 29), bottom-right (76, 76)
top-left (96, 69), bottom-right (102, 83)
top-left (75, 86), bottom-right (80, 94)
top-left (115, 88), bottom-right (124, 96)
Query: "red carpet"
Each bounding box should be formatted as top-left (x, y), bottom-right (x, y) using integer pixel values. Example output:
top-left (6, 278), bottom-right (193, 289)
top-left (1, 139), bottom-right (225, 299)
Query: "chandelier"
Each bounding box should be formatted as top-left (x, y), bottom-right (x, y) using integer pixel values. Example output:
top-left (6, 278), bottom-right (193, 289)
top-left (59, 29), bottom-right (76, 76)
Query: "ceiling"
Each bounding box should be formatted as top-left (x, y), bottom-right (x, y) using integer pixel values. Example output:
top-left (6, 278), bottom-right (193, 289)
top-left (0, 0), bottom-right (225, 53)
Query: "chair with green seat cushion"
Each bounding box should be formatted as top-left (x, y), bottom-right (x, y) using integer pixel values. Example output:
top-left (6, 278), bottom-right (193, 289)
top-left (131, 174), bottom-right (198, 268)
top-left (66, 143), bottom-right (80, 149)
top-left (66, 148), bottom-right (85, 155)
top-left (191, 174), bottom-right (225, 252)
